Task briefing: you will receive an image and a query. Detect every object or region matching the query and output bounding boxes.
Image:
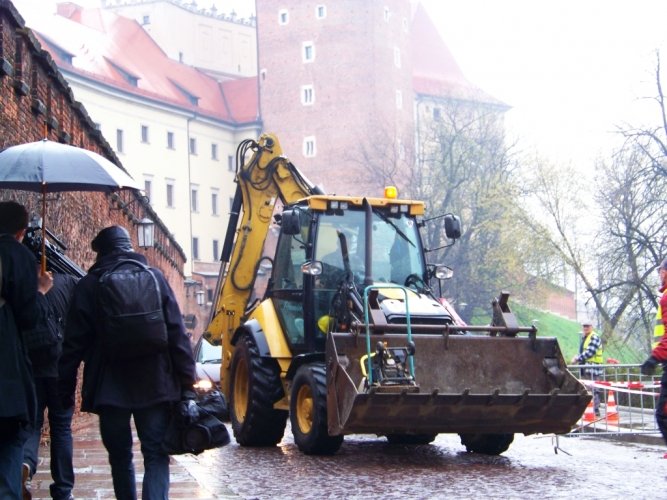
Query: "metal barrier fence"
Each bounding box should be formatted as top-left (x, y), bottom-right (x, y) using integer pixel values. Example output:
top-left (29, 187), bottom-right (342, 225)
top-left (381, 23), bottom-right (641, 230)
top-left (566, 363), bottom-right (662, 437)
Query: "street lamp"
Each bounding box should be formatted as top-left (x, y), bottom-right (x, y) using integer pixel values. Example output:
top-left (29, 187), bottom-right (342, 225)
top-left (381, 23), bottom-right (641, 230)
top-left (136, 217), bottom-right (155, 249)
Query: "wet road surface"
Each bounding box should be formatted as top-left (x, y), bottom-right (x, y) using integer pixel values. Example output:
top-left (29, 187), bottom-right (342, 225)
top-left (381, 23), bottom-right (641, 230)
top-left (177, 424), bottom-right (666, 499)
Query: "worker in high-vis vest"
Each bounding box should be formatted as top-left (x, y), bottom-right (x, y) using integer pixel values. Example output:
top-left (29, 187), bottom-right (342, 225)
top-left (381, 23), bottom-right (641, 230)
top-left (571, 320), bottom-right (603, 415)
top-left (641, 258), bottom-right (667, 457)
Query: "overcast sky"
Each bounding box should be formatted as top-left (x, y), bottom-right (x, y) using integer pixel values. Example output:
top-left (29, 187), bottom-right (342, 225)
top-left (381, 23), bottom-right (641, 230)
top-left (423, 0), bottom-right (667, 168)
top-left (12, 0), bottom-right (667, 168)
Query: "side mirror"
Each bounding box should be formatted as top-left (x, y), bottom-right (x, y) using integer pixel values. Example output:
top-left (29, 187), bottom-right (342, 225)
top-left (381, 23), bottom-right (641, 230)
top-left (444, 214), bottom-right (461, 240)
top-left (281, 209), bottom-right (301, 235)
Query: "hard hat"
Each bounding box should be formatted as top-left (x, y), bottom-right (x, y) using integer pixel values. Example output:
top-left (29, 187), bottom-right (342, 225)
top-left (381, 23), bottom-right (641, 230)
top-left (317, 315), bottom-right (332, 334)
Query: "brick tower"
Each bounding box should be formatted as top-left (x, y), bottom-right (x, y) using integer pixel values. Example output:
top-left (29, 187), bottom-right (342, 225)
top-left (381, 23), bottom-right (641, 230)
top-left (256, 0), bottom-right (415, 195)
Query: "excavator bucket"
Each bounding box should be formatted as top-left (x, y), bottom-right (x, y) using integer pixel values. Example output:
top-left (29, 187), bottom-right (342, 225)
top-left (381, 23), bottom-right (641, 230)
top-left (325, 331), bottom-right (590, 436)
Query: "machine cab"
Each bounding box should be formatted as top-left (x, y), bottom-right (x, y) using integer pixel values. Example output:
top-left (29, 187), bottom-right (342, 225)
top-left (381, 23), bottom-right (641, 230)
top-left (267, 200), bottom-right (429, 354)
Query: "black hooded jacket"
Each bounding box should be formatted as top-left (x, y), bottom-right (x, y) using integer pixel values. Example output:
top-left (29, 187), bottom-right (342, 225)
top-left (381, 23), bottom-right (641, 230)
top-left (0, 233), bottom-right (39, 429)
top-left (58, 251), bottom-right (196, 413)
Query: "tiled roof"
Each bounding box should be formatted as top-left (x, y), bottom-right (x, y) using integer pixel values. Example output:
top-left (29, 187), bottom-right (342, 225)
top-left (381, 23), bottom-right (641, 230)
top-left (411, 3), bottom-right (506, 107)
top-left (26, 1), bottom-right (497, 121)
top-left (28, 4), bottom-right (259, 125)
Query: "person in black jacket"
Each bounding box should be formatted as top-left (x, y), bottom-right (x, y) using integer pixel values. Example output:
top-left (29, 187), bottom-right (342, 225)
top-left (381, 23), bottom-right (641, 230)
top-left (0, 201), bottom-right (52, 499)
top-left (58, 226), bottom-right (196, 500)
top-left (23, 272), bottom-right (78, 500)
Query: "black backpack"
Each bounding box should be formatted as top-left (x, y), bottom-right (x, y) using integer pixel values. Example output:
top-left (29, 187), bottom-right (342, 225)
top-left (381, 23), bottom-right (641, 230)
top-left (97, 259), bottom-right (168, 361)
top-left (22, 305), bottom-right (62, 364)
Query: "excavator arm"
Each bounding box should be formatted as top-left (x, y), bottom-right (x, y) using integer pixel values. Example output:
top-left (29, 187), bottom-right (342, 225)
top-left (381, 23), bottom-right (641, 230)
top-left (204, 134), bottom-right (322, 349)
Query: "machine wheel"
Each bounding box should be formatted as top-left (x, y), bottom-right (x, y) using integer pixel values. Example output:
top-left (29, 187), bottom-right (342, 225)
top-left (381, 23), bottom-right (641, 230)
top-left (385, 433), bottom-right (437, 445)
top-left (290, 363), bottom-right (343, 455)
top-left (458, 433), bottom-right (514, 455)
top-left (229, 334), bottom-right (287, 446)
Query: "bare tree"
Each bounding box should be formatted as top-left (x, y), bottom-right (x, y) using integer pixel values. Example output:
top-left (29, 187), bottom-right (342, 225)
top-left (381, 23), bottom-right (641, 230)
top-left (521, 53), bottom-right (667, 358)
top-left (618, 51), bottom-right (667, 179)
top-left (381, 99), bottom-right (555, 319)
top-left (594, 140), bottom-right (667, 352)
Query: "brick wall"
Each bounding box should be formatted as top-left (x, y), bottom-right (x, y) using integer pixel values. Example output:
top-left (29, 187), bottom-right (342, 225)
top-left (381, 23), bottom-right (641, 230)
top-left (0, 0), bottom-right (186, 285)
top-left (0, 0), bottom-right (188, 422)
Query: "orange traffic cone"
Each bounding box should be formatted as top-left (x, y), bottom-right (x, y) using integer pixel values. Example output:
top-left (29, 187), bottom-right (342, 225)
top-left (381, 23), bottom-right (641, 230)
top-left (606, 390), bottom-right (619, 424)
top-left (582, 398), bottom-right (596, 422)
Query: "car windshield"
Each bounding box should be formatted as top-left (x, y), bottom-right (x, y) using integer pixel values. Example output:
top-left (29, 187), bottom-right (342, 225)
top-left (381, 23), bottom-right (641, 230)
top-left (197, 338), bottom-right (222, 364)
top-left (314, 208), bottom-right (425, 286)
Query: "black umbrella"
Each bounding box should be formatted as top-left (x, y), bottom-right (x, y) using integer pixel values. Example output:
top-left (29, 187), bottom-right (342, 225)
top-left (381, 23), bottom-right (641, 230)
top-left (0, 139), bottom-right (141, 272)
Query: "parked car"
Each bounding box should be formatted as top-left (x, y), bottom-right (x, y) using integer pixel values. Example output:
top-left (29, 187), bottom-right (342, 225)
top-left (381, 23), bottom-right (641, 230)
top-left (194, 336), bottom-right (222, 391)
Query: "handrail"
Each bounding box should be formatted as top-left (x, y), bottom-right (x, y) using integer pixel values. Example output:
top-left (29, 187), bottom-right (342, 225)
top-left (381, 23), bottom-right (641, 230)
top-left (362, 284), bottom-right (414, 385)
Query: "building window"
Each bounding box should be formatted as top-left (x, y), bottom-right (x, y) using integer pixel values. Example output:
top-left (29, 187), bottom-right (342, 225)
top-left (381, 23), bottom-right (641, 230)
top-left (212, 239), bottom-right (219, 261)
top-left (279, 9), bottom-right (288, 25)
top-left (166, 181), bottom-right (175, 208)
top-left (433, 107), bottom-right (441, 121)
top-left (229, 196), bottom-right (234, 212)
top-left (191, 186), bottom-right (199, 212)
top-left (301, 85), bottom-right (314, 105)
top-left (303, 42), bottom-right (315, 63)
top-left (142, 14), bottom-right (150, 25)
top-left (316, 5), bottom-right (326, 19)
top-left (394, 47), bottom-right (401, 68)
top-left (303, 136), bottom-right (316, 158)
top-left (167, 131), bottom-right (175, 149)
top-left (144, 178), bottom-right (152, 201)
top-left (140, 125), bottom-right (149, 143)
top-left (395, 90), bottom-right (402, 110)
top-left (384, 6), bottom-right (390, 22)
top-left (228, 155), bottom-right (234, 172)
top-left (211, 190), bottom-right (219, 216)
top-left (192, 237), bottom-right (199, 260)
top-left (116, 129), bottom-right (124, 153)
top-left (189, 137), bottom-right (197, 155)
top-left (211, 143), bottom-right (218, 160)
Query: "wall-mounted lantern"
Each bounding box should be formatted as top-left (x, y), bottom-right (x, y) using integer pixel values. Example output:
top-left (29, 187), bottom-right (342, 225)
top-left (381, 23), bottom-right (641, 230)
top-left (137, 217), bottom-right (154, 249)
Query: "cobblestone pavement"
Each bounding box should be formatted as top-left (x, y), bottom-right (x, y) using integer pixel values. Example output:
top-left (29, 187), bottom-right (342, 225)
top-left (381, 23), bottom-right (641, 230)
top-left (28, 414), bottom-right (234, 500)
top-left (183, 425), bottom-right (666, 500)
top-left (29, 417), bottom-right (666, 499)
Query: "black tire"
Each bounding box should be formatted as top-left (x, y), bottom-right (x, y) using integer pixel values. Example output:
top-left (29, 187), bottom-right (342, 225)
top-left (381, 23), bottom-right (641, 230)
top-left (290, 363), bottom-right (343, 455)
top-left (229, 334), bottom-right (287, 446)
top-left (386, 433), bottom-right (437, 445)
top-left (458, 433), bottom-right (514, 455)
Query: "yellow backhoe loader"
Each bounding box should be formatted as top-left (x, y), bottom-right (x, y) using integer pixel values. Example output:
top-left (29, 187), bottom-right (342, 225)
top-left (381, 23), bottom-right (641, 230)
top-left (204, 134), bottom-right (590, 455)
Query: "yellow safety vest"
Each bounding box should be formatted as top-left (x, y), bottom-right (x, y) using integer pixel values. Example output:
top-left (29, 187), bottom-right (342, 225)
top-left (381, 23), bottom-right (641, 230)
top-left (583, 332), bottom-right (603, 364)
top-left (654, 302), bottom-right (664, 349)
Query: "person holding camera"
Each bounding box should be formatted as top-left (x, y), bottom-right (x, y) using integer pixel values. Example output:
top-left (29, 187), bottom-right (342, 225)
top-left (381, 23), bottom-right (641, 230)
top-left (58, 226), bottom-right (196, 499)
top-left (0, 201), bottom-right (52, 499)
